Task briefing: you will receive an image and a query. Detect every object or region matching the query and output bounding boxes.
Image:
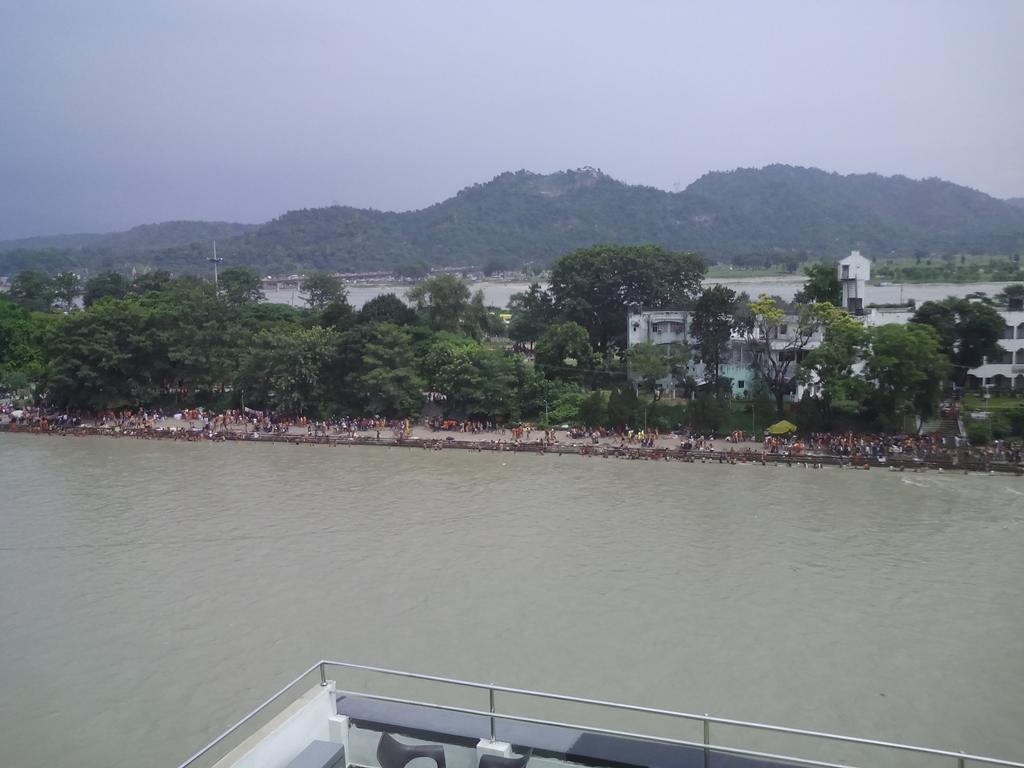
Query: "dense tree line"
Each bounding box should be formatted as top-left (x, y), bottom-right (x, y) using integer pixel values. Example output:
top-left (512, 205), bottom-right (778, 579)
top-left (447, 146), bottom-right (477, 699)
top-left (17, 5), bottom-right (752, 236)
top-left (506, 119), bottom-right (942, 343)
top-left (1, 245), bottom-right (1019, 439)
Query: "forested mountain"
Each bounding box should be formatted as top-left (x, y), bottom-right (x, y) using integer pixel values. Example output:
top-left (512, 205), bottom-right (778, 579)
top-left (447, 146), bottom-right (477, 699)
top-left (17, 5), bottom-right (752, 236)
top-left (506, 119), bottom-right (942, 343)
top-left (0, 220), bottom-right (256, 253)
top-left (4, 166), bottom-right (1023, 277)
top-left (687, 166), bottom-right (1024, 255)
top-left (1007, 198), bottom-right (1024, 211)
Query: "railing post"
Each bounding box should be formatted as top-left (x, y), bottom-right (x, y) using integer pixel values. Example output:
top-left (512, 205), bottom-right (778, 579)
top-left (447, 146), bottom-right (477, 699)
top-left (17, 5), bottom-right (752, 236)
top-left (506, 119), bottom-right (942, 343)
top-left (320, 662), bottom-right (327, 687)
top-left (958, 751), bottom-right (966, 768)
top-left (489, 687), bottom-right (496, 741)
top-left (703, 715), bottom-right (710, 768)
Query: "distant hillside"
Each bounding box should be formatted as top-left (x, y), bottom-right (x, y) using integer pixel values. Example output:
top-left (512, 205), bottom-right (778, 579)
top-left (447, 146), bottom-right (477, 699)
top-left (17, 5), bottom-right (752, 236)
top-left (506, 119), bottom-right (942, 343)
top-left (1007, 197), bottom-right (1024, 211)
top-left (4, 166), bottom-right (1023, 276)
top-left (687, 166), bottom-right (1024, 255)
top-left (0, 220), bottom-right (257, 253)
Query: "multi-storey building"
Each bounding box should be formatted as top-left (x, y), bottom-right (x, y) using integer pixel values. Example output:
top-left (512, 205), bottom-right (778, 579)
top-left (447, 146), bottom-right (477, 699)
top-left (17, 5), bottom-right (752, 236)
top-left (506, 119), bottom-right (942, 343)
top-left (625, 308), bottom-right (816, 399)
top-left (966, 298), bottom-right (1024, 392)
top-left (627, 252), bottom-right (1024, 399)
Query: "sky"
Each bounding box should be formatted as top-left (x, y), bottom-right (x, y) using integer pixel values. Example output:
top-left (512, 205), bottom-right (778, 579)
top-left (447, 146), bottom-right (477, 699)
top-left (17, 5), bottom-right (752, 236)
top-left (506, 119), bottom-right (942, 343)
top-left (1, 0), bottom-right (1022, 240)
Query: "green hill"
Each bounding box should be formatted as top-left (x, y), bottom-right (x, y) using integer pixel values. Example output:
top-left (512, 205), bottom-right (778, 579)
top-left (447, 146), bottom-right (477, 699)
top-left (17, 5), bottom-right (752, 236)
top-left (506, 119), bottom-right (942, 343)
top-left (686, 165), bottom-right (1024, 255)
top-left (3, 166), bottom-right (1023, 276)
top-left (0, 220), bottom-right (256, 253)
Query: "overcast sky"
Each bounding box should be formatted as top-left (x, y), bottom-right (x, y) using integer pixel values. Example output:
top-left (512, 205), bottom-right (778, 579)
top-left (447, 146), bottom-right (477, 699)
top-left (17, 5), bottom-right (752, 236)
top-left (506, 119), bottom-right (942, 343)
top-left (1, 0), bottom-right (1022, 239)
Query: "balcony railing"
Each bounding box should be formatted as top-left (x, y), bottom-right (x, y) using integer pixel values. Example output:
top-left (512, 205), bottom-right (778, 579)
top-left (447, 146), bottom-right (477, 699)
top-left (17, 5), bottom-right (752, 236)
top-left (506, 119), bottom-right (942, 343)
top-left (177, 660), bottom-right (1024, 768)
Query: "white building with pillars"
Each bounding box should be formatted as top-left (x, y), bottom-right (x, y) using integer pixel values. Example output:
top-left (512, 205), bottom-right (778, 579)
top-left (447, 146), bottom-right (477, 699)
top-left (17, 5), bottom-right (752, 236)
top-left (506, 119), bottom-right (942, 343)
top-left (966, 299), bottom-right (1024, 392)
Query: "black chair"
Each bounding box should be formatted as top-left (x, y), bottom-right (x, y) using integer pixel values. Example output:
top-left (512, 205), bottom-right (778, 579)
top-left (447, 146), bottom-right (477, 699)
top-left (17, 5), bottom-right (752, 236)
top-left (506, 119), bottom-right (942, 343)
top-left (377, 732), bottom-right (447, 768)
top-left (479, 749), bottom-right (531, 768)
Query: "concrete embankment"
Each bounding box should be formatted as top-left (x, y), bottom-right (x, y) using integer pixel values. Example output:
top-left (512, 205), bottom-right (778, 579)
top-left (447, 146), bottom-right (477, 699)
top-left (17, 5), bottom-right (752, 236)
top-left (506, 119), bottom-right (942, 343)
top-left (2, 422), bottom-right (1021, 475)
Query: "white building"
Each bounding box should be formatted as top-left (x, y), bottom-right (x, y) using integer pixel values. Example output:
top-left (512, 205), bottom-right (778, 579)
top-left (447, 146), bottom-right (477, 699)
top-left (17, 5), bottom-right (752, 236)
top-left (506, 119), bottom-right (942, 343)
top-left (625, 308), bottom-right (806, 399)
top-left (625, 253), bottom-right (1024, 401)
top-left (627, 309), bottom-right (689, 348)
top-left (966, 299), bottom-right (1024, 391)
top-left (838, 250), bottom-right (871, 314)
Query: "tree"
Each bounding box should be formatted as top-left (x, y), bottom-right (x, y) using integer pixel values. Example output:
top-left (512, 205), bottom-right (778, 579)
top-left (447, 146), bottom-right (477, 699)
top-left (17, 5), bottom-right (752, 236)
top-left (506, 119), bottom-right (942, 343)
top-left (547, 392), bottom-right (584, 426)
top-left (780, 253), bottom-right (802, 274)
top-left (130, 270), bottom-right (173, 295)
top-left (358, 293), bottom-right (417, 326)
top-left (749, 380), bottom-right (776, 434)
top-left (627, 342), bottom-right (689, 395)
top-left (691, 285), bottom-right (739, 394)
top-left (606, 385), bottom-right (641, 428)
top-left (302, 272), bottom-right (346, 311)
top-left (483, 256), bottom-right (512, 276)
top-left (347, 323), bottom-right (424, 416)
top-left (142, 279), bottom-right (237, 395)
top-left (83, 272), bottom-right (129, 307)
top-left (911, 297), bottom-right (1004, 385)
top-left (218, 266), bottom-right (265, 306)
top-left (793, 263), bottom-right (841, 306)
top-left (996, 283), bottom-right (1024, 307)
top-left (507, 283), bottom-right (555, 349)
top-left (549, 244), bottom-right (706, 352)
top-left (953, 301), bottom-right (1007, 374)
top-left (42, 299), bottom-right (162, 408)
top-left (463, 289), bottom-right (496, 339)
top-left (747, 295), bottom-right (824, 417)
top-left (420, 336), bottom-right (519, 419)
top-left (688, 393), bottom-right (730, 434)
top-left (0, 298), bottom-right (44, 395)
top-left (866, 323), bottom-right (950, 430)
top-left (578, 390), bottom-right (608, 426)
top-left (237, 302), bottom-right (304, 335)
top-left (52, 272), bottom-right (82, 312)
top-left (237, 326), bottom-right (341, 417)
top-left (534, 322), bottom-right (595, 382)
top-left (318, 299), bottom-right (356, 332)
top-left (407, 274), bottom-right (471, 333)
top-left (9, 270), bottom-right (54, 312)
top-left (798, 304), bottom-right (870, 427)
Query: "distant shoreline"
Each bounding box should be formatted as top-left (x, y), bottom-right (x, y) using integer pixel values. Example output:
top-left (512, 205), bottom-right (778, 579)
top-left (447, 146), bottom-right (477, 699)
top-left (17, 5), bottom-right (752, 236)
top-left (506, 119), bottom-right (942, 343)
top-left (3, 423), bottom-right (1020, 476)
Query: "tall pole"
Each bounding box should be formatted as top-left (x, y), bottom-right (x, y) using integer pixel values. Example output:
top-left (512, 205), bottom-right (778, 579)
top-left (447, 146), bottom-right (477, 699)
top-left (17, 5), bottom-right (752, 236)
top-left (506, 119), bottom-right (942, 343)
top-left (208, 240), bottom-right (223, 291)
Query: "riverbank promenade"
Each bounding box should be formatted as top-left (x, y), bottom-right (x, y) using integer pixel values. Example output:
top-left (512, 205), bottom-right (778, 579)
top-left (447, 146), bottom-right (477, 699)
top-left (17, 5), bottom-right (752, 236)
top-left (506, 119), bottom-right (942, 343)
top-left (3, 417), bottom-right (1021, 475)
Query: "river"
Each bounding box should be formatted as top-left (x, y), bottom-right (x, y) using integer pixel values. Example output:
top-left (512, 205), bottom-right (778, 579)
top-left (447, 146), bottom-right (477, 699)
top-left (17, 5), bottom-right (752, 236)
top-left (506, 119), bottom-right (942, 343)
top-left (1, 435), bottom-right (1022, 768)
top-left (263, 278), bottom-right (1021, 309)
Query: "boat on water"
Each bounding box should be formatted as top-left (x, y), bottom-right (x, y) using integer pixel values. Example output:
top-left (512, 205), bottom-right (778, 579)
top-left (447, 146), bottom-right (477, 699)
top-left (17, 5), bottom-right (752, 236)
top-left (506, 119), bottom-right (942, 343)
top-left (176, 660), bottom-right (1022, 768)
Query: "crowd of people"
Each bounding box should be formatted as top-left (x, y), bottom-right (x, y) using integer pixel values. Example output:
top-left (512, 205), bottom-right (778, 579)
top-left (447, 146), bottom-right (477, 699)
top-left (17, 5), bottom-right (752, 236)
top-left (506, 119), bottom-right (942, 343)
top-left (761, 431), bottom-right (1022, 464)
top-left (2, 404), bottom-right (1021, 465)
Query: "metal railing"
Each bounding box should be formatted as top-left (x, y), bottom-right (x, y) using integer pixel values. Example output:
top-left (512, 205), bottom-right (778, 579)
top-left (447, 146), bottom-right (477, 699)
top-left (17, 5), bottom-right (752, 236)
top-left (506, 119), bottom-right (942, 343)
top-left (177, 659), bottom-right (1024, 768)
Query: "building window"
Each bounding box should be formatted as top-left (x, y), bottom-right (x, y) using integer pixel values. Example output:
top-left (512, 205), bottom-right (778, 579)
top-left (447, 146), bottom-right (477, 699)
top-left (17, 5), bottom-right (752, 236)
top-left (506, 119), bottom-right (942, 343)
top-left (778, 324), bottom-right (788, 336)
top-left (841, 265), bottom-right (850, 278)
top-left (653, 321), bottom-right (685, 334)
top-left (1005, 326), bottom-right (1016, 340)
top-left (737, 380), bottom-right (745, 389)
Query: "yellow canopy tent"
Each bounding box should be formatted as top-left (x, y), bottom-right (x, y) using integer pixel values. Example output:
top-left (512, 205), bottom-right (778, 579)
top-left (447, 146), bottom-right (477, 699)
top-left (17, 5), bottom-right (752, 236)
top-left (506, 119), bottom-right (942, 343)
top-left (765, 419), bottom-right (798, 435)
